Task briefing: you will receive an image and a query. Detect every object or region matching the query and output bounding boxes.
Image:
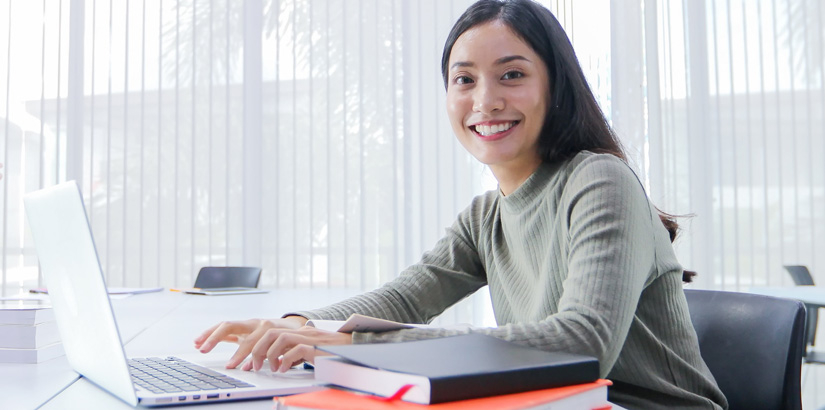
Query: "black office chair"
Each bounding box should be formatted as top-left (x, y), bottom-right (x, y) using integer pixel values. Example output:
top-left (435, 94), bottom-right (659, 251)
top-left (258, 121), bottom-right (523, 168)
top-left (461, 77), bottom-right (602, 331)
top-left (783, 265), bottom-right (825, 365)
top-left (194, 266), bottom-right (262, 288)
top-left (685, 289), bottom-right (806, 410)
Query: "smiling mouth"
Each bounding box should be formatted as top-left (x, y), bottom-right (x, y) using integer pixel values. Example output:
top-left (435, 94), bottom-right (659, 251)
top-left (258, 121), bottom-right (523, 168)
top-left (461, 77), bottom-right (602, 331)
top-left (471, 121), bottom-right (519, 137)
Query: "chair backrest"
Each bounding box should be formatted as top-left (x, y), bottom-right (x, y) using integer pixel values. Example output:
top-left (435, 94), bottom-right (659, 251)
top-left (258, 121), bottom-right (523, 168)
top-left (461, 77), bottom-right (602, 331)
top-left (784, 265), bottom-right (816, 286)
top-left (684, 289), bottom-right (806, 410)
top-left (783, 265), bottom-right (819, 349)
top-left (194, 266), bottom-right (262, 288)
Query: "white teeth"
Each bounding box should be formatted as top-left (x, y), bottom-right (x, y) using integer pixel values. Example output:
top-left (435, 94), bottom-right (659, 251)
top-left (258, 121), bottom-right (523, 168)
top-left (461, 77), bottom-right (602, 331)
top-left (474, 122), bottom-right (516, 136)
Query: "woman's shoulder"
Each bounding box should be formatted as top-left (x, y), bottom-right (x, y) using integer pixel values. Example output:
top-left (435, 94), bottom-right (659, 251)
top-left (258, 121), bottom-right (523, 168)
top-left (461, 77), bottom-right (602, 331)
top-left (564, 150), bottom-right (643, 188)
top-left (567, 150), bottom-right (630, 170)
top-left (449, 189), bottom-right (500, 245)
top-left (555, 151), bottom-right (652, 216)
top-left (465, 189), bottom-right (500, 216)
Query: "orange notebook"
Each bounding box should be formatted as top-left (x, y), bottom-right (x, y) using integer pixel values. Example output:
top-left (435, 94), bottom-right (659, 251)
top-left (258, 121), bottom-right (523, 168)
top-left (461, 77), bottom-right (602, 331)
top-left (275, 379), bottom-right (612, 410)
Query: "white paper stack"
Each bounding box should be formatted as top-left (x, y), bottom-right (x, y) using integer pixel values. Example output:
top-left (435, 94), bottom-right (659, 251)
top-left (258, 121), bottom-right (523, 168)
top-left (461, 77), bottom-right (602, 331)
top-left (0, 300), bottom-right (64, 363)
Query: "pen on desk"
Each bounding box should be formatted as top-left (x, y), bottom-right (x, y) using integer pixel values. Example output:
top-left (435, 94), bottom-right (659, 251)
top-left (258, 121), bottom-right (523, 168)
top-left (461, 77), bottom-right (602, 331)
top-left (169, 288), bottom-right (182, 292)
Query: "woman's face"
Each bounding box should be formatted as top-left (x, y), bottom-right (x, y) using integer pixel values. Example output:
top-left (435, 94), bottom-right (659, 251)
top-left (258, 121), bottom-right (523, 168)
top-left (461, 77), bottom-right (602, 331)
top-left (446, 20), bottom-right (549, 175)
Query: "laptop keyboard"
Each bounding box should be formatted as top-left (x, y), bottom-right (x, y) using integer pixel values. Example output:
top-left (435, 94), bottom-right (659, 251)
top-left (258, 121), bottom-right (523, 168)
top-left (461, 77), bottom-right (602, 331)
top-left (129, 357), bottom-right (255, 394)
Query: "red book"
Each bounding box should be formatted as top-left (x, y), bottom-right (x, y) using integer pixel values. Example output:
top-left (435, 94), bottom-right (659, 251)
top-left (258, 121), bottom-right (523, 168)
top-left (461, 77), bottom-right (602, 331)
top-left (275, 379), bottom-right (612, 410)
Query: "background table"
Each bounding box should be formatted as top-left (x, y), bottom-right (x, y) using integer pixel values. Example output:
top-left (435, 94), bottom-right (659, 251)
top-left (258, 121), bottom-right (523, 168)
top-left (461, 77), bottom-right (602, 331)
top-left (749, 286), bottom-right (825, 307)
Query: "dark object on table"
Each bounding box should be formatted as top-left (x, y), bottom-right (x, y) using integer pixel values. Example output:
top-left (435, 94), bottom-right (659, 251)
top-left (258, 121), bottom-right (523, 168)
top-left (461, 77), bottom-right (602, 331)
top-left (194, 266), bottom-right (262, 289)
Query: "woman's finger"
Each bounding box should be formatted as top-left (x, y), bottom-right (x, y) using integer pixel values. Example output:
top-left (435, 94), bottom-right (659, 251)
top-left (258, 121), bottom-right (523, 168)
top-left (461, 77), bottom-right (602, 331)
top-left (246, 326), bottom-right (288, 371)
top-left (267, 332), bottom-right (311, 371)
top-left (198, 322), bottom-right (241, 353)
top-left (226, 320), bottom-right (276, 368)
top-left (278, 343), bottom-right (316, 373)
top-left (193, 323), bottom-right (221, 347)
top-left (241, 358), bottom-right (253, 371)
top-left (198, 320), bottom-right (257, 354)
top-left (251, 329), bottom-right (325, 371)
top-left (251, 328), bottom-right (311, 371)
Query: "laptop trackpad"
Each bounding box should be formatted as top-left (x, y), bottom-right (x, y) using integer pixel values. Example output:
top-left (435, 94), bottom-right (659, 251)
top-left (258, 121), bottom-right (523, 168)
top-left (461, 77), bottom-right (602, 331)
top-left (173, 354), bottom-right (317, 386)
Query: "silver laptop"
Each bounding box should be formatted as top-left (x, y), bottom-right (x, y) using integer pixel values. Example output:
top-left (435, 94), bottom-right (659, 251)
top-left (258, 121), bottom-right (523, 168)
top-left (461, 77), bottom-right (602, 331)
top-left (24, 181), bottom-right (321, 406)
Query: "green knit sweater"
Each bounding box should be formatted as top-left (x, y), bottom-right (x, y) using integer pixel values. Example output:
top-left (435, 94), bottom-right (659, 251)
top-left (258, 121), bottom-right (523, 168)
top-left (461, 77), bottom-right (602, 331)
top-left (290, 151), bottom-right (728, 409)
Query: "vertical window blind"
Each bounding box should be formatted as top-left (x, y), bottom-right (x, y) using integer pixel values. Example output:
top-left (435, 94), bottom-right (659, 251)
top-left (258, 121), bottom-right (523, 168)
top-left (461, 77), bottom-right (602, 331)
top-left (0, 0), bottom-right (602, 326)
top-left (640, 1), bottom-right (824, 405)
top-left (643, 0), bottom-right (825, 291)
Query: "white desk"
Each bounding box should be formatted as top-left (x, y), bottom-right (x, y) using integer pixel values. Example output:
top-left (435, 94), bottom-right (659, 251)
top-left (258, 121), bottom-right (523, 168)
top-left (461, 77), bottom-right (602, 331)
top-left (2, 289), bottom-right (358, 409)
top-left (749, 286), bottom-right (825, 307)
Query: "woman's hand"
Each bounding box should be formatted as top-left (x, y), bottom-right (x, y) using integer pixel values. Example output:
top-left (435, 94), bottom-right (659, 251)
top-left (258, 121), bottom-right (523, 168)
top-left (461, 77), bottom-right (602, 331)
top-left (242, 326), bottom-right (352, 372)
top-left (193, 317), bottom-right (352, 372)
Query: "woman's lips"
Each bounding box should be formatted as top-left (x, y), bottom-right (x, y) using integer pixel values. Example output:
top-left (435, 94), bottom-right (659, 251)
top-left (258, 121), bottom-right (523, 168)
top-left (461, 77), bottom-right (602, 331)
top-left (470, 121), bottom-right (519, 141)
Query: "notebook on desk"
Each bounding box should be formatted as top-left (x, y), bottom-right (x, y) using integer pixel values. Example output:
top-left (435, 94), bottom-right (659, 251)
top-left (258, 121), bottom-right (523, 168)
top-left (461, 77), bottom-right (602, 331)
top-left (24, 181), bottom-right (321, 407)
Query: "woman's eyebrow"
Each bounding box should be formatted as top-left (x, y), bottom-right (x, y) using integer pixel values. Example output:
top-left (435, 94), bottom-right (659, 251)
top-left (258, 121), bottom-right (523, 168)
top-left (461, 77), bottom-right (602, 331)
top-left (450, 55), bottom-right (531, 71)
top-left (450, 61), bottom-right (475, 70)
top-left (495, 55), bottom-right (530, 65)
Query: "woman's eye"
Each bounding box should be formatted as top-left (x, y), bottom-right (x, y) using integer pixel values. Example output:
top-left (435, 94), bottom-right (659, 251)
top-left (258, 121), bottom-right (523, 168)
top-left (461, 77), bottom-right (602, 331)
top-left (502, 71), bottom-right (524, 80)
top-left (455, 76), bottom-right (474, 85)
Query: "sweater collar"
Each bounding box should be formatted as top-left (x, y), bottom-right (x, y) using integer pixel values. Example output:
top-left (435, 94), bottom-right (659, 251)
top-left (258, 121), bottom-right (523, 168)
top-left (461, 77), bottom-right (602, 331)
top-left (499, 161), bottom-right (561, 213)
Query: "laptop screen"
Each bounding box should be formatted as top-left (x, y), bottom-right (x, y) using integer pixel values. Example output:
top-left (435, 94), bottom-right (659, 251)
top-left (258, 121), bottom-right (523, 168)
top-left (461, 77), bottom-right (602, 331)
top-left (25, 181), bottom-right (138, 406)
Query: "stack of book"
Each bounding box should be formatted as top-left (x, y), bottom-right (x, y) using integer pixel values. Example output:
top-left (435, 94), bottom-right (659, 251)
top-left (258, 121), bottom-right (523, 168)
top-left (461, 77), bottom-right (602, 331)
top-left (277, 333), bottom-right (611, 410)
top-left (0, 300), bottom-right (64, 364)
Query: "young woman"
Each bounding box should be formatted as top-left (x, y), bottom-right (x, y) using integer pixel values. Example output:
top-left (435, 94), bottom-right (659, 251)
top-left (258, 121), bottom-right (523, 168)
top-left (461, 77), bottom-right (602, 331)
top-left (195, 1), bottom-right (727, 408)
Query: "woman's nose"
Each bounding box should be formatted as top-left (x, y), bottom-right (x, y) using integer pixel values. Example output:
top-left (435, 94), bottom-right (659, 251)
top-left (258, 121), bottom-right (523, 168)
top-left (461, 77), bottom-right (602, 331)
top-left (472, 82), bottom-right (504, 114)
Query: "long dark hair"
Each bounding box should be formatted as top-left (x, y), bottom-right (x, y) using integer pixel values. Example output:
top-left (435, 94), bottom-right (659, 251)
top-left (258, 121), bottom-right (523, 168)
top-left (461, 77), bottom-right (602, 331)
top-left (441, 0), bottom-right (695, 282)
